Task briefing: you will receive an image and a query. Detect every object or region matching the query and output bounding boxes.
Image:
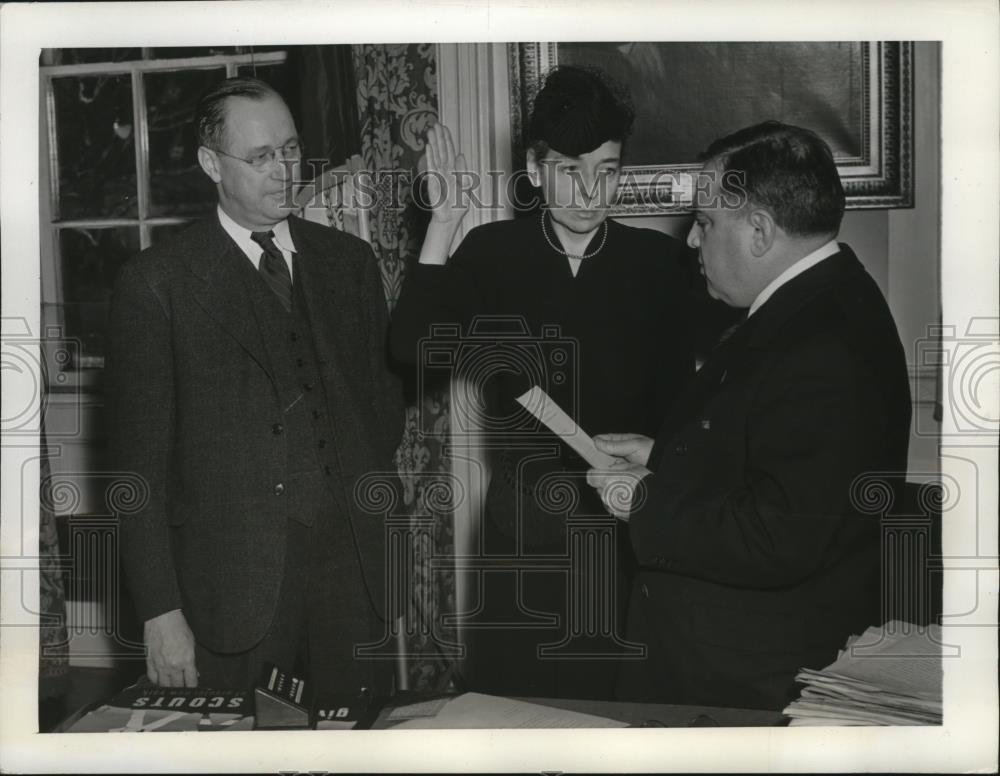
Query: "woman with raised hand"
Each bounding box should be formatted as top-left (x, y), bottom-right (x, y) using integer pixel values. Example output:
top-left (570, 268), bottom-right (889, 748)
top-left (391, 66), bottom-right (695, 702)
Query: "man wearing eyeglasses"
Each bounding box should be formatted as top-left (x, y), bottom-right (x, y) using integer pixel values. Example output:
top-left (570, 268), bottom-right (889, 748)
top-left (106, 77), bottom-right (404, 696)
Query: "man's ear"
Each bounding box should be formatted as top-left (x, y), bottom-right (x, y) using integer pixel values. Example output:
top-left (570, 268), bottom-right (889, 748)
top-left (526, 147), bottom-right (541, 187)
top-left (747, 208), bottom-right (776, 257)
top-left (197, 146), bottom-right (223, 184)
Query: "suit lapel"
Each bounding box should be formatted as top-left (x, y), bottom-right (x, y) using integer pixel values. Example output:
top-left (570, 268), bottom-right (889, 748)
top-left (183, 217), bottom-right (275, 385)
top-left (289, 217), bottom-right (364, 393)
top-left (745, 247), bottom-right (856, 351)
top-left (666, 248), bottom-right (857, 430)
top-left (288, 218), bottom-right (369, 502)
top-left (666, 316), bottom-right (754, 427)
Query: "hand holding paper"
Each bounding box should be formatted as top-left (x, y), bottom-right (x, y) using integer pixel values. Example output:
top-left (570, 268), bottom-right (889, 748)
top-left (515, 385), bottom-right (619, 467)
top-left (594, 433), bottom-right (654, 467)
top-left (516, 386), bottom-right (651, 519)
top-left (585, 463), bottom-right (649, 520)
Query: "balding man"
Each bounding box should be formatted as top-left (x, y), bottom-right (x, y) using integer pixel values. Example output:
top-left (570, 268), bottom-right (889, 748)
top-left (587, 121), bottom-right (911, 711)
top-left (107, 77), bottom-right (403, 695)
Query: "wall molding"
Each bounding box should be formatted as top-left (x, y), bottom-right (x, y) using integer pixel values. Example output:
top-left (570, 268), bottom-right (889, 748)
top-left (435, 43), bottom-right (514, 652)
top-left (435, 43), bottom-right (513, 246)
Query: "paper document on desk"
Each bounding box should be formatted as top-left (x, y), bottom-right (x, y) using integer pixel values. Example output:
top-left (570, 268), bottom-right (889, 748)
top-left (515, 386), bottom-right (615, 468)
top-left (784, 621), bottom-right (943, 725)
top-left (389, 693), bottom-right (627, 729)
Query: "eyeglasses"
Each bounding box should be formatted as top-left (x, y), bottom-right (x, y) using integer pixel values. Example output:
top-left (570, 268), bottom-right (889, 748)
top-left (210, 138), bottom-right (304, 171)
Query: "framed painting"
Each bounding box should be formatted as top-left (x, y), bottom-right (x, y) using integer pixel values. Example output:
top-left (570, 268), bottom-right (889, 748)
top-left (510, 41), bottom-right (914, 214)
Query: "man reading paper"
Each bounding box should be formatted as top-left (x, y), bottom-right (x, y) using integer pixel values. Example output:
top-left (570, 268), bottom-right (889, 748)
top-left (586, 122), bottom-right (911, 711)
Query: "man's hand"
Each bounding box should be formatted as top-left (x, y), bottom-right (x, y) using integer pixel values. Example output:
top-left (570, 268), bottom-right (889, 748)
top-left (586, 461), bottom-right (650, 520)
top-left (594, 433), bottom-right (655, 467)
top-left (144, 609), bottom-right (198, 688)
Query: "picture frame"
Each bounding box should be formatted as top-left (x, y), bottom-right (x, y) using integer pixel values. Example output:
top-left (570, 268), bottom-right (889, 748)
top-left (510, 41), bottom-right (914, 214)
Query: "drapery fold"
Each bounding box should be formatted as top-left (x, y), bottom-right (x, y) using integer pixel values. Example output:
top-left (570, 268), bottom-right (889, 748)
top-left (289, 46), bottom-right (361, 167)
top-left (39, 418), bottom-right (70, 700)
top-left (351, 43), bottom-right (455, 689)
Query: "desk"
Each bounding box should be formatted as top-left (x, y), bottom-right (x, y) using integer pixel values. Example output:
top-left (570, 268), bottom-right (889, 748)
top-left (58, 689), bottom-right (787, 731)
top-left (371, 694), bottom-right (787, 729)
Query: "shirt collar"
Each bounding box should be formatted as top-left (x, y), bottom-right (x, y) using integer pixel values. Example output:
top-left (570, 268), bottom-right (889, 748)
top-left (216, 206), bottom-right (297, 265)
top-left (748, 239), bottom-right (839, 318)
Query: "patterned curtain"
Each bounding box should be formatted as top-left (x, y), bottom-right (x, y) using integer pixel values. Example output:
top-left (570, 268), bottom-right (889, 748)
top-left (351, 43), bottom-right (456, 689)
top-left (39, 418), bottom-right (70, 700)
top-left (352, 43), bottom-right (437, 308)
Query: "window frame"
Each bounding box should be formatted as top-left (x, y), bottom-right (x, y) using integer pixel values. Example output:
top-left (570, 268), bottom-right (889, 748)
top-left (39, 50), bottom-right (288, 391)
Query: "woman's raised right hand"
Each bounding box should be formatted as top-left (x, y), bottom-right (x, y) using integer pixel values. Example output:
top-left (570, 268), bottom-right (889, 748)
top-left (424, 122), bottom-right (470, 225)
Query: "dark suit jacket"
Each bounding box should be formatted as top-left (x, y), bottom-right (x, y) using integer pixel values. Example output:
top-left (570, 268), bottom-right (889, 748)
top-left (618, 245), bottom-right (912, 711)
top-left (106, 214), bottom-right (404, 653)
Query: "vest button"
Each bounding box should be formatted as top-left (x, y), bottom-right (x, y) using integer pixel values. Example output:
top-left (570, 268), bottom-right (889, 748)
top-left (324, 465), bottom-right (332, 476)
top-left (289, 332), bottom-right (298, 342)
top-left (272, 423), bottom-right (284, 435)
top-left (303, 383), bottom-right (314, 392)
top-left (318, 439), bottom-right (326, 448)
top-left (273, 483), bottom-right (285, 496)
top-left (312, 410), bottom-right (321, 420)
top-left (296, 358), bottom-right (305, 368)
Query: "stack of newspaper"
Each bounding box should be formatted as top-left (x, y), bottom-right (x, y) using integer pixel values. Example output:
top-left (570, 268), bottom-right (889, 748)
top-left (783, 621), bottom-right (943, 725)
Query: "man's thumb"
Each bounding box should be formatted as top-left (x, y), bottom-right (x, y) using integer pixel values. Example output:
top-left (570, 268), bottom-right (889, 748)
top-left (595, 436), bottom-right (631, 455)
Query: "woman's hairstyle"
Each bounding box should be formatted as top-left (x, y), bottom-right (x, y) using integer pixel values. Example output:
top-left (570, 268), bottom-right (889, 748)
top-left (527, 66), bottom-right (635, 159)
top-left (195, 76), bottom-right (281, 151)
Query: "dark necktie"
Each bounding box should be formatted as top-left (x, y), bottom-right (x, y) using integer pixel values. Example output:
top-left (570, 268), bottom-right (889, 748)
top-left (250, 230), bottom-right (292, 312)
top-left (714, 309), bottom-right (750, 348)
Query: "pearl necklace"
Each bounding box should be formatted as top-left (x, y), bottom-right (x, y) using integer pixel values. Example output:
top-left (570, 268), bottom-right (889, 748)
top-left (540, 211), bottom-right (608, 260)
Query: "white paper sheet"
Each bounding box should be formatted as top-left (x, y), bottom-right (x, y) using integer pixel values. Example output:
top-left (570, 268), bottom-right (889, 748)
top-left (388, 693), bottom-right (628, 729)
top-left (515, 385), bottom-right (617, 468)
top-left (784, 622), bottom-right (943, 725)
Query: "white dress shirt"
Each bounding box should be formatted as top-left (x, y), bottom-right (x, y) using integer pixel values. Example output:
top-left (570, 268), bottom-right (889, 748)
top-left (747, 239), bottom-right (840, 318)
top-left (217, 206), bottom-right (296, 280)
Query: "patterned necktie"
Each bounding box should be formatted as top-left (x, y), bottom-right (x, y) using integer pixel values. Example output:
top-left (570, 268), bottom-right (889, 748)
top-left (250, 230), bottom-right (292, 312)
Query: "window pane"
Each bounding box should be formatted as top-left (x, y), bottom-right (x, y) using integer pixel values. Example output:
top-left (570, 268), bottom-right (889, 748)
top-left (146, 68), bottom-right (226, 218)
top-left (150, 46), bottom-right (241, 59)
top-left (53, 75), bottom-right (137, 220)
top-left (58, 227), bottom-right (140, 367)
top-left (41, 48), bottom-right (142, 66)
top-left (151, 45), bottom-right (286, 59)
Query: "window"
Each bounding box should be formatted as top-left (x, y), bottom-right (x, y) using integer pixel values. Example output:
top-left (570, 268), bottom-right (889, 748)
top-left (39, 47), bottom-right (290, 388)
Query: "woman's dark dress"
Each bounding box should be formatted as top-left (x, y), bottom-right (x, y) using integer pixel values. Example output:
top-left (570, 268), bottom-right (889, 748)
top-left (390, 213), bottom-right (695, 700)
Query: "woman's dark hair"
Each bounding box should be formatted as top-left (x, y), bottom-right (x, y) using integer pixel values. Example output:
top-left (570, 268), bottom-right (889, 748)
top-left (527, 66), bottom-right (634, 159)
top-left (194, 76), bottom-right (281, 151)
top-left (701, 120), bottom-right (845, 237)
